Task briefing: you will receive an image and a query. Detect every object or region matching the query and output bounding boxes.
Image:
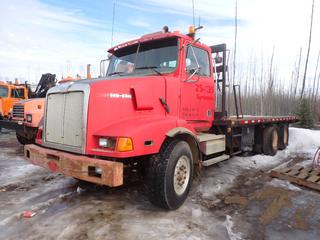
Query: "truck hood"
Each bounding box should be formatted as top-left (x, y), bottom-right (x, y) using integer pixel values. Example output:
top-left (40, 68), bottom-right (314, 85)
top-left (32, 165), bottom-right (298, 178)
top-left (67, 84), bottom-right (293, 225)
top-left (13, 98), bottom-right (44, 106)
top-left (86, 75), bottom-right (167, 135)
top-left (45, 75), bottom-right (167, 153)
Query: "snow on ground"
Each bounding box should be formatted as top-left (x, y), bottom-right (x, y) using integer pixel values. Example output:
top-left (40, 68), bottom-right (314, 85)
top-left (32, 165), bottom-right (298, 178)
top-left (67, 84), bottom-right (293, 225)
top-left (288, 127), bottom-right (320, 154)
top-left (198, 127), bottom-right (319, 200)
top-left (0, 127), bottom-right (319, 240)
top-left (224, 215), bottom-right (242, 240)
top-left (0, 163), bottom-right (41, 185)
top-left (267, 178), bottom-right (302, 191)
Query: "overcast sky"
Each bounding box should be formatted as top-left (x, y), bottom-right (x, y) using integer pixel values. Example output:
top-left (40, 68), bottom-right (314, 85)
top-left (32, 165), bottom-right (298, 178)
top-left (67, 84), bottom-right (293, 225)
top-left (0, 0), bottom-right (319, 84)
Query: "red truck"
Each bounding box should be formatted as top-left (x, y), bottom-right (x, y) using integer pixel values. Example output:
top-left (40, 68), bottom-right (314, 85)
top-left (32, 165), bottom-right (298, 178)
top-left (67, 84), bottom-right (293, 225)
top-left (24, 27), bottom-right (298, 210)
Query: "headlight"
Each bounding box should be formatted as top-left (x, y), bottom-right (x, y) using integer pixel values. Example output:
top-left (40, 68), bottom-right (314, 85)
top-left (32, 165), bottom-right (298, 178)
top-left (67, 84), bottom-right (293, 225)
top-left (26, 114), bottom-right (32, 123)
top-left (99, 138), bottom-right (108, 148)
top-left (98, 137), bottom-right (117, 149)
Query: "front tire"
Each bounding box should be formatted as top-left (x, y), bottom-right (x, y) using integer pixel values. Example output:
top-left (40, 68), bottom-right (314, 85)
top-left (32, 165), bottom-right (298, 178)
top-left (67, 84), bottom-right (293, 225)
top-left (16, 133), bottom-right (34, 145)
top-left (147, 139), bottom-right (194, 210)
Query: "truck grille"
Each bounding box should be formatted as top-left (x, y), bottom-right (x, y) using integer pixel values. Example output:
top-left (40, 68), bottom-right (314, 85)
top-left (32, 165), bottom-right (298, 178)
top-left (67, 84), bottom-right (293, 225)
top-left (12, 105), bottom-right (24, 119)
top-left (45, 91), bottom-right (84, 148)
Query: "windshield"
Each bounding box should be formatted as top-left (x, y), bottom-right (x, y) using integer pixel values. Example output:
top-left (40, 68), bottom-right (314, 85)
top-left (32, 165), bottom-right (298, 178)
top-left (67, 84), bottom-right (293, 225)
top-left (106, 37), bottom-right (178, 77)
top-left (0, 86), bottom-right (8, 98)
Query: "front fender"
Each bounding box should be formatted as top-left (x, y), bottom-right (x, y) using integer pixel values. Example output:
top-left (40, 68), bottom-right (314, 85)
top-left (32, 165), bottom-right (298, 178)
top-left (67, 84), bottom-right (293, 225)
top-left (87, 116), bottom-right (196, 158)
top-left (24, 108), bottom-right (44, 128)
top-left (0, 100), bottom-right (3, 117)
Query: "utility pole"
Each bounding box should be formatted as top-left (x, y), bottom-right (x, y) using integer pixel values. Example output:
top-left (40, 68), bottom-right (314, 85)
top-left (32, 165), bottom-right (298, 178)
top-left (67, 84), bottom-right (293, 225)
top-left (192, 0), bottom-right (195, 26)
top-left (111, 1), bottom-right (116, 47)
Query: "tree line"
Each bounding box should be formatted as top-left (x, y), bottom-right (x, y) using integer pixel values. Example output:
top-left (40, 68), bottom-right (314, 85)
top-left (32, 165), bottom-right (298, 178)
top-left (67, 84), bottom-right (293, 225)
top-left (227, 0), bottom-right (319, 128)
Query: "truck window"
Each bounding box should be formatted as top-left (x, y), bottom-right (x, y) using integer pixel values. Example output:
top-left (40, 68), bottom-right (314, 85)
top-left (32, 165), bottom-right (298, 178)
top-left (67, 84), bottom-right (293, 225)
top-left (11, 88), bottom-right (25, 98)
top-left (0, 86), bottom-right (8, 97)
top-left (186, 45), bottom-right (210, 76)
top-left (107, 38), bottom-right (178, 77)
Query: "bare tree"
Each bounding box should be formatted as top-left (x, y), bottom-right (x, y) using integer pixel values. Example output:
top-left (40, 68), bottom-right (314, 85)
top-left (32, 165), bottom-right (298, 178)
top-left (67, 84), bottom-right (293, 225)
top-left (267, 46), bottom-right (275, 93)
top-left (233, 0), bottom-right (238, 84)
top-left (293, 47), bottom-right (302, 98)
top-left (315, 71), bottom-right (320, 101)
top-left (300, 0), bottom-right (315, 99)
top-left (311, 50), bottom-right (320, 102)
top-left (260, 49), bottom-right (264, 115)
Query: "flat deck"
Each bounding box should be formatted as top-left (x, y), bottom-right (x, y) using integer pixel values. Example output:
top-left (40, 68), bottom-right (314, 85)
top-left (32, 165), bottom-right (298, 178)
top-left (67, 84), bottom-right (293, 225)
top-left (213, 115), bottom-right (298, 127)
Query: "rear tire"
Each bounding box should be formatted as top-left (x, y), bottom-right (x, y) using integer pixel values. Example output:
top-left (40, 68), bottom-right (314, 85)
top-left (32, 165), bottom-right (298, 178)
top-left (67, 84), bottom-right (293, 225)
top-left (263, 126), bottom-right (278, 156)
top-left (16, 133), bottom-right (34, 145)
top-left (278, 125), bottom-right (289, 150)
top-left (147, 139), bottom-right (193, 210)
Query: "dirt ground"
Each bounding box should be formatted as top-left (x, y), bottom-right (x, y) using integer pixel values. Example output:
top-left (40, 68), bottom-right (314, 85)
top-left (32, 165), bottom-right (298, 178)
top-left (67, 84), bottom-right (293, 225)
top-left (1, 129), bottom-right (320, 240)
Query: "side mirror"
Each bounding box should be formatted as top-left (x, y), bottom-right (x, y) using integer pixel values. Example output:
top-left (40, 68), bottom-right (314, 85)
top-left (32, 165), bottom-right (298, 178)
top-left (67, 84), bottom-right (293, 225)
top-left (185, 67), bottom-right (200, 82)
top-left (188, 68), bottom-right (197, 74)
top-left (214, 56), bottom-right (223, 64)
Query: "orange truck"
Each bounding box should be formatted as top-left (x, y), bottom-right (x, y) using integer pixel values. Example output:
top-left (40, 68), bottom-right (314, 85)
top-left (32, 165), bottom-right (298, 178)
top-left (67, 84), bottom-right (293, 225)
top-left (12, 77), bottom-right (80, 144)
top-left (0, 74), bottom-right (56, 143)
top-left (12, 98), bottom-right (45, 144)
top-left (6, 70), bottom-right (91, 144)
top-left (0, 81), bottom-right (29, 120)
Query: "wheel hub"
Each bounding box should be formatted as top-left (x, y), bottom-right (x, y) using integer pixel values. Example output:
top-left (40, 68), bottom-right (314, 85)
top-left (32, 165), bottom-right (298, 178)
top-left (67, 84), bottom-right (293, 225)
top-left (284, 128), bottom-right (288, 144)
top-left (272, 130), bottom-right (278, 150)
top-left (173, 155), bottom-right (190, 195)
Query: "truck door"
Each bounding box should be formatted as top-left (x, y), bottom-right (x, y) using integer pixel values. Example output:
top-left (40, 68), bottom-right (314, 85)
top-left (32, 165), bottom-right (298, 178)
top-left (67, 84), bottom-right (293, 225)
top-left (180, 44), bottom-right (214, 128)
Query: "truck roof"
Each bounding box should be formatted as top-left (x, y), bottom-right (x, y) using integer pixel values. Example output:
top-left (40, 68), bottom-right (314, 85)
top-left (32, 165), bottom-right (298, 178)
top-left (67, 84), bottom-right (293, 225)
top-left (108, 30), bottom-right (209, 54)
top-left (0, 82), bottom-right (26, 89)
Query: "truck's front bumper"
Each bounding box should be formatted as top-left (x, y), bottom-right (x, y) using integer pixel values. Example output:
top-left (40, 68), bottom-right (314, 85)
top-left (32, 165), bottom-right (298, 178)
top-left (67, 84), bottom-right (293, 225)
top-left (24, 144), bottom-right (123, 187)
top-left (0, 119), bottom-right (23, 131)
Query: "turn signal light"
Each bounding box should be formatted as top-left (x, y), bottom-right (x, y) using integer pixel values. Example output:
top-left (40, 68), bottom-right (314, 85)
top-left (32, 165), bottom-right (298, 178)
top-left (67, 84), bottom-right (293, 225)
top-left (116, 137), bottom-right (133, 152)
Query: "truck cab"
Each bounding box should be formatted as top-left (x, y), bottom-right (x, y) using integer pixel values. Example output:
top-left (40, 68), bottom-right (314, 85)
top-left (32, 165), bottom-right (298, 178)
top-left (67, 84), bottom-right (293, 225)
top-left (24, 27), bottom-right (298, 210)
top-left (0, 82), bottom-right (28, 119)
top-left (38, 30), bottom-right (216, 159)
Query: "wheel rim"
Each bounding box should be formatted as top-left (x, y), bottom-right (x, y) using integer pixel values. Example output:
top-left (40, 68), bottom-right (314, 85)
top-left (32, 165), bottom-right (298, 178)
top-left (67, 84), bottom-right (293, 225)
top-left (272, 130), bottom-right (278, 150)
top-left (284, 128), bottom-right (288, 144)
top-left (173, 155), bottom-right (190, 196)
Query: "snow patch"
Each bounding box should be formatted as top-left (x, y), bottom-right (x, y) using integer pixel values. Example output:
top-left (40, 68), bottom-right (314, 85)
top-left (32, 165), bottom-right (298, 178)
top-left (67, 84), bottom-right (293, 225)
top-left (224, 215), bottom-right (242, 240)
top-left (287, 128), bottom-right (320, 155)
top-left (198, 128), bottom-right (319, 200)
top-left (192, 208), bottom-right (202, 218)
top-left (268, 178), bottom-right (301, 191)
top-left (0, 191), bottom-right (73, 226)
top-left (0, 164), bottom-right (42, 185)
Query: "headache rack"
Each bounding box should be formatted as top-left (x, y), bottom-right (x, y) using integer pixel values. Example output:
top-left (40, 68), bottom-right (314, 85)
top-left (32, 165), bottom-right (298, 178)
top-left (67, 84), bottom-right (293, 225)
top-left (211, 43), bottom-right (243, 120)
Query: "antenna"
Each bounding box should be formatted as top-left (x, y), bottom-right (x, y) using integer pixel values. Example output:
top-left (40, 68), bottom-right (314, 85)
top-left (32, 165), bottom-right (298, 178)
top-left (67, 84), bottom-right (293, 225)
top-left (111, 1), bottom-right (116, 47)
top-left (192, 0), bottom-right (195, 26)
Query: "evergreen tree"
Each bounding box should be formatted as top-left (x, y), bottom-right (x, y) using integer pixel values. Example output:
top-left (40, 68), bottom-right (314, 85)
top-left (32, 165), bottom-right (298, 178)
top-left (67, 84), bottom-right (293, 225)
top-left (296, 99), bottom-right (314, 128)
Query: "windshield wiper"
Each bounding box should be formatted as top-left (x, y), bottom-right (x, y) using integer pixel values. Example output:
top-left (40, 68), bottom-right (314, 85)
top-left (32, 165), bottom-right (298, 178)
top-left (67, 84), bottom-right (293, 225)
top-left (108, 71), bottom-right (123, 76)
top-left (134, 66), bottom-right (162, 75)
